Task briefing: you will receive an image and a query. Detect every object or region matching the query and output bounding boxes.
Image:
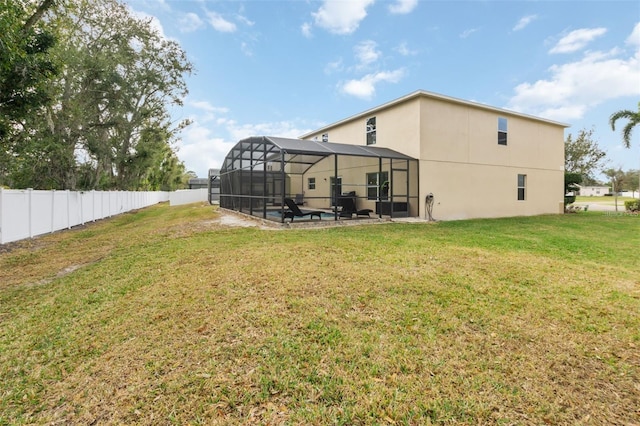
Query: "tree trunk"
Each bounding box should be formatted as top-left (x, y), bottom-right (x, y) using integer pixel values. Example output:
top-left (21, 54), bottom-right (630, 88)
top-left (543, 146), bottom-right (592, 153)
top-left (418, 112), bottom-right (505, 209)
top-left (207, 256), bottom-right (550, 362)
top-left (22, 0), bottom-right (56, 33)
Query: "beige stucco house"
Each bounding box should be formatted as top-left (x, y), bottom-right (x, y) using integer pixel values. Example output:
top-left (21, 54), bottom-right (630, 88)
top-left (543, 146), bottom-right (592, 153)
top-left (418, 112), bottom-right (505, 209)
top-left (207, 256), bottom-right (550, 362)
top-left (299, 90), bottom-right (569, 221)
top-left (219, 90), bottom-right (568, 222)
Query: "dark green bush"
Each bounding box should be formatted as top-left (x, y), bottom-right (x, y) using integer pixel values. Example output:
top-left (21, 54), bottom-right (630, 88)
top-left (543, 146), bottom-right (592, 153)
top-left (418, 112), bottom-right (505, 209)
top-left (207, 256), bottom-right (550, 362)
top-left (564, 195), bottom-right (576, 206)
top-left (624, 199), bottom-right (639, 212)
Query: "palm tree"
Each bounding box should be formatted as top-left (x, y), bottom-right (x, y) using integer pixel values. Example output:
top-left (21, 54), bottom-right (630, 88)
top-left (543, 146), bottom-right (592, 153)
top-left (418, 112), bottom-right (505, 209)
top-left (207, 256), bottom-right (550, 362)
top-left (609, 102), bottom-right (640, 148)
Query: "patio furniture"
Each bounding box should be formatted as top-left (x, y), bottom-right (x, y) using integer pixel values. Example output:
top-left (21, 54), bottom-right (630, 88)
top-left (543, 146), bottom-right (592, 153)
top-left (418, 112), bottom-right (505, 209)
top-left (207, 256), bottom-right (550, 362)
top-left (339, 195), bottom-right (373, 218)
top-left (284, 198), bottom-right (323, 221)
top-left (294, 193), bottom-right (305, 205)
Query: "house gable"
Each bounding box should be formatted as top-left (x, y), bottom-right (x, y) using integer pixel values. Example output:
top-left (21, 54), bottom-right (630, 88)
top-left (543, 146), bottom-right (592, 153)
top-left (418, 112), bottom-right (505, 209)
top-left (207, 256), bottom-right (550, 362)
top-left (299, 89), bottom-right (569, 220)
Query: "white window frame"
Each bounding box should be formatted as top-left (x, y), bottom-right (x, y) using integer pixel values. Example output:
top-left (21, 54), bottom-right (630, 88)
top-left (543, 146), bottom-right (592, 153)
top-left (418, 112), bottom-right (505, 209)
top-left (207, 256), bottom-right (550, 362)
top-left (366, 117), bottom-right (376, 145)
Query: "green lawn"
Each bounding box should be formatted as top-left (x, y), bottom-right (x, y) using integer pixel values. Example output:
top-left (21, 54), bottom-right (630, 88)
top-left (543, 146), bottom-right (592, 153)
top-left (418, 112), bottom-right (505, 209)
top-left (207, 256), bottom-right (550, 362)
top-left (1, 204), bottom-right (638, 425)
top-left (575, 195), bottom-right (637, 205)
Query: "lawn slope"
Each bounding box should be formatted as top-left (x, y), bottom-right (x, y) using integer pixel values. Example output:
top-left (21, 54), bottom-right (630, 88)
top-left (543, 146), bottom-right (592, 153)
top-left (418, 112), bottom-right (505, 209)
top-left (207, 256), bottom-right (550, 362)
top-left (0, 204), bottom-right (638, 425)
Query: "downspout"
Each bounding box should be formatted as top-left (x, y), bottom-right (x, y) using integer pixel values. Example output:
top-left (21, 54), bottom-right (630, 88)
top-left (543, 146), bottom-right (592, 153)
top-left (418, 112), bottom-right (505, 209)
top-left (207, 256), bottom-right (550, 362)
top-left (263, 140), bottom-right (267, 219)
top-left (378, 157), bottom-right (383, 219)
top-left (334, 154), bottom-right (339, 221)
top-left (280, 151), bottom-right (286, 223)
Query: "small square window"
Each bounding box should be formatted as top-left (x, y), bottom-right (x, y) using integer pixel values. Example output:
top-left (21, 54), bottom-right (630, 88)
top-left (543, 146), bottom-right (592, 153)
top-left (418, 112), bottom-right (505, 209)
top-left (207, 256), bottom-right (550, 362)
top-left (498, 117), bottom-right (507, 145)
top-left (322, 133), bottom-right (328, 142)
top-left (308, 177), bottom-right (316, 190)
top-left (517, 174), bottom-right (526, 200)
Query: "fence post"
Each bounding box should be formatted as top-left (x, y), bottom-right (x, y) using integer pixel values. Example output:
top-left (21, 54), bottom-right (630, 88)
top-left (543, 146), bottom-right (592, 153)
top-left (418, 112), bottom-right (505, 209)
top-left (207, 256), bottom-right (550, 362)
top-left (0, 187), bottom-right (3, 244)
top-left (66, 190), bottom-right (71, 229)
top-left (28, 188), bottom-right (33, 238)
top-left (51, 189), bottom-right (55, 234)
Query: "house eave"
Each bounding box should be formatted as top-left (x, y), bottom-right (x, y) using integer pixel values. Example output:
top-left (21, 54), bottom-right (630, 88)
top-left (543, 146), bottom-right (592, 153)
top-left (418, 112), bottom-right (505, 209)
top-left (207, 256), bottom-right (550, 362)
top-left (299, 89), bottom-right (571, 139)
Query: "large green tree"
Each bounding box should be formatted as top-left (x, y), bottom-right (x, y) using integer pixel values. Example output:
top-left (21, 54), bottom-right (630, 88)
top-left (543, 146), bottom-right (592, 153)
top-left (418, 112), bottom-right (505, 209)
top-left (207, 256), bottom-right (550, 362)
top-left (564, 128), bottom-right (607, 184)
top-left (623, 169), bottom-right (639, 197)
top-left (7, 0), bottom-right (193, 190)
top-left (0, 0), bottom-right (58, 185)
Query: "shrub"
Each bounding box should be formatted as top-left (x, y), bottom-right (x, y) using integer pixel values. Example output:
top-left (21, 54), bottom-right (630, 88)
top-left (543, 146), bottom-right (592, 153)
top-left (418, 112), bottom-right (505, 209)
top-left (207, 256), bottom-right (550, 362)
top-left (564, 195), bottom-right (576, 206)
top-left (624, 199), bottom-right (640, 212)
top-left (565, 204), bottom-right (584, 213)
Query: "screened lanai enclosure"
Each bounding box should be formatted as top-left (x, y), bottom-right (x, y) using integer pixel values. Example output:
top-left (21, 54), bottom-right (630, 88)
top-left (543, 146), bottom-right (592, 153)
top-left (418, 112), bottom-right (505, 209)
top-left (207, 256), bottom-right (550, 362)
top-left (220, 136), bottom-right (419, 223)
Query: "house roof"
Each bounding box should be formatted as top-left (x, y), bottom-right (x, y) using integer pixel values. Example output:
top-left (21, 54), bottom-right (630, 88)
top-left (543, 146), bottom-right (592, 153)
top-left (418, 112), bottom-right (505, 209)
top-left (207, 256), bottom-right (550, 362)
top-left (221, 136), bottom-right (416, 175)
top-left (299, 89), bottom-right (570, 138)
top-left (265, 136), bottom-right (415, 160)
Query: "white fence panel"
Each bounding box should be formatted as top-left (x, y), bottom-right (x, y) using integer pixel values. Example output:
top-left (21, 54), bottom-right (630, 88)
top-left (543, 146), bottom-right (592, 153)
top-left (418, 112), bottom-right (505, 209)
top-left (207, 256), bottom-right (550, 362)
top-left (80, 191), bottom-right (93, 224)
top-left (0, 189), bottom-right (30, 243)
top-left (31, 190), bottom-right (54, 237)
top-left (52, 191), bottom-right (70, 231)
top-left (169, 189), bottom-right (208, 206)
top-left (0, 189), bottom-right (171, 245)
top-left (68, 191), bottom-right (81, 229)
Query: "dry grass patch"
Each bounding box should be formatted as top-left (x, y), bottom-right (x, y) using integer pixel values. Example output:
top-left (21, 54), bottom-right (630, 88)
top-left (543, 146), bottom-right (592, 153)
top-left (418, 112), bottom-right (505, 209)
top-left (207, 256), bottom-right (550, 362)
top-left (0, 204), bottom-right (638, 425)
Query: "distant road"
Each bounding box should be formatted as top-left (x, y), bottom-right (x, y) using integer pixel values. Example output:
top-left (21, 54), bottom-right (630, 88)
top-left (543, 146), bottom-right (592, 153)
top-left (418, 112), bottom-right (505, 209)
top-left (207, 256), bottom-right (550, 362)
top-left (573, 200), bottom-right (627, 212)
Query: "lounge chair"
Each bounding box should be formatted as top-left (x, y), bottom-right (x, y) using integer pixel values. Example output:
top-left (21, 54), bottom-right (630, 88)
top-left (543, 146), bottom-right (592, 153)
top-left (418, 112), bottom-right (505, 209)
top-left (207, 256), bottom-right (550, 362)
top-left (338, 196), bottom-right (373, 219)
top-left (283, 198), bottom-right (323, 221)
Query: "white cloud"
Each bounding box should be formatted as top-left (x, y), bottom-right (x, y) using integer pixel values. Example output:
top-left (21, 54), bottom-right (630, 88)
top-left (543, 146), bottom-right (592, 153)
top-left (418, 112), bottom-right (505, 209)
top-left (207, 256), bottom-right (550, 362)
top-left (301, 22), bottom-right (312, 38)
top-left (176, 101), bottom-right (313, 176)
top-left (312, 0), bottom-right (375, 35)
top-left (549, 27), bottom-right (607, 54)
top-left (206, 11), bottom-right (237, 33)
top-left (178, 118), bottom-right (311, 177)
top-left (177, 125), bottom-right (233, 175)
top-left (513, 14), bottom-right (537, 32)
top-left (129, 9), bottom-right (166, 38)
top-left (508, 45), bottom-right (640, 122)
top-left (340, 69), bottom-right (405, 99)
top-left (226, 121), bottom-right (309, 142)
top-left (460, 28), bottom-right (479, 39)
top-left (179, 12), bottom-right (205, 33)
top-left (389, 0), bottom-right (418, 14)
top-left (324, 58), bottom-right (344, 75)
top-left (395, 41), bottom-right (417, 56)
top-left (189, 100), bottom-right (229, 121)
top-left (354, 40), bottom-right (381, 68)
top-left (627, 22), bottom-right (640, 46)
top-left (235, 14), bottom-right (254, 27)
top-left (240, 42), bottom-right (253, 57)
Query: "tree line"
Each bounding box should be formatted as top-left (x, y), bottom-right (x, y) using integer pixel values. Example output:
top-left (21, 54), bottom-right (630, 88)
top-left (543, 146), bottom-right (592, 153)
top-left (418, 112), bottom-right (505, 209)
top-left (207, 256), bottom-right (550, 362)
top-left (565, 103), bottom-right (640, 197)
top-left (1, 0), bottom-right (193, 191)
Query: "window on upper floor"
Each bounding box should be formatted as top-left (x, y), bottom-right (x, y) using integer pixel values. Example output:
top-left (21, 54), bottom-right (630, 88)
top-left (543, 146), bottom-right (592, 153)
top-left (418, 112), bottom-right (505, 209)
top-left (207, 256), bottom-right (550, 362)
top-left (498, 117), bottom-right (508, 145)
top-left (308, 177), bottom-right (316, 190)
top-left (366, 117), bottom-right (376, 145)
top-left (322, 133), bottom-right (328, 142)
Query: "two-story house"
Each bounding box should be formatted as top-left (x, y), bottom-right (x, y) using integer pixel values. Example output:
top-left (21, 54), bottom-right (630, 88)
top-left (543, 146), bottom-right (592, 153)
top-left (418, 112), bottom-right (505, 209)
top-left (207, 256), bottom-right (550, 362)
top-left (219, 90), bottom-right (568, 221)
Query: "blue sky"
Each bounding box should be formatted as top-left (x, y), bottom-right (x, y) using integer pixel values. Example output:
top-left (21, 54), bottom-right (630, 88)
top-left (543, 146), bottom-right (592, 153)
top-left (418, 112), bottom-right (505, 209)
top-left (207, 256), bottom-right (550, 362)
top-left (127, 0), bottom-right (640, 179)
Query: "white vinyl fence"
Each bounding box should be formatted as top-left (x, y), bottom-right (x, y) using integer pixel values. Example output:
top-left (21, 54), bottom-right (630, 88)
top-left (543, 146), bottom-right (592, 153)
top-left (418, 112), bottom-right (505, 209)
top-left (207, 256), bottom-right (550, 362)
top-left (169, 188), bottom-right (209, 206)
top-left (0, 188), bottom-right (170, 244)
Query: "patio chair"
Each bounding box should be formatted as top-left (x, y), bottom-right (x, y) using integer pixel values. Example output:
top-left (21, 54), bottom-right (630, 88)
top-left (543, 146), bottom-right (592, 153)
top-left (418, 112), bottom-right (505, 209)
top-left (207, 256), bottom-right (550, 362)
top-left (294, 193), bottom-right (305, 205)
top-left (284, 198), bottom-right (323, 221)
top-left (338, 196), bottom-right (373, 219)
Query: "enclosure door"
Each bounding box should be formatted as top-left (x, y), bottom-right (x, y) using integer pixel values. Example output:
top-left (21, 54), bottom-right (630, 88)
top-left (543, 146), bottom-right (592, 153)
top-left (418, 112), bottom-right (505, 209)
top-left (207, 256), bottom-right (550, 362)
top-left (391, 167), bottom-right (409, 218)
top-left (330, 176), bottom-right (342, 207)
